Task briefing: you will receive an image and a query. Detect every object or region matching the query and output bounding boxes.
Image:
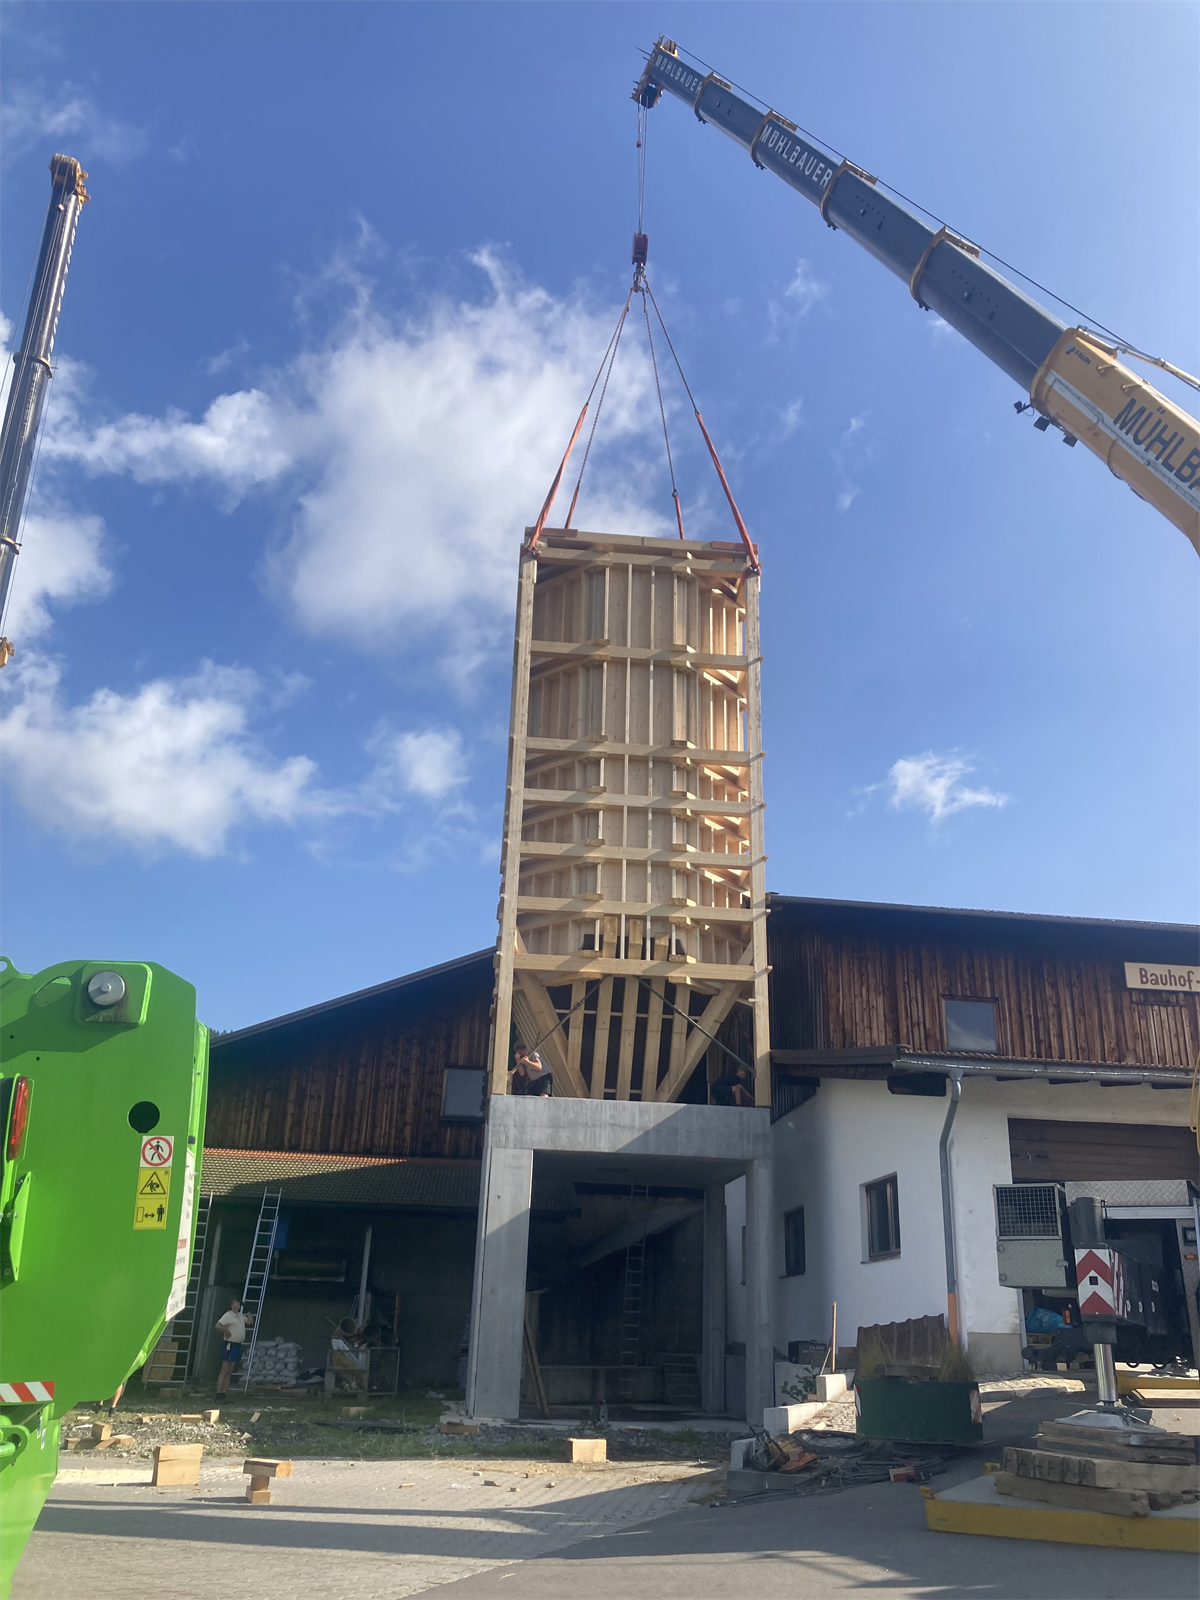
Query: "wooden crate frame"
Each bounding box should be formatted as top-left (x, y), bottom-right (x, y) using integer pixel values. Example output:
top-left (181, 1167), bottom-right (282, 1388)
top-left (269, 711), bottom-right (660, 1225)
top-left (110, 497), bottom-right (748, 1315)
top-left (490, 528), bottom-right (769, 1105)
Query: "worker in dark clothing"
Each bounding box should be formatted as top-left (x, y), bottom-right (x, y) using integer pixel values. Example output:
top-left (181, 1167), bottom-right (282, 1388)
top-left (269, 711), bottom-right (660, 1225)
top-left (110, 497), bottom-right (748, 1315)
top-left (711, 1063), bottom-right (754, 1106)
top-left (512, 1044), bottom-right (553, 1096)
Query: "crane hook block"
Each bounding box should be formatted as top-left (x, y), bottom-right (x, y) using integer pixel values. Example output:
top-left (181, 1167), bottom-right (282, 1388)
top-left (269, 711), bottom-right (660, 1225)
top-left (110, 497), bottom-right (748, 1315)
top-left (632, 233), bottom-right (649, 268)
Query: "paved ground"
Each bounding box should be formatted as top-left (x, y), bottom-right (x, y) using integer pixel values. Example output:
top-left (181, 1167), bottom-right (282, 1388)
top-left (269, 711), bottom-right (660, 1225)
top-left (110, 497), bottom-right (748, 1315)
top-left (13, 1457), bottom-right (718, 1600)
top-left (16, 1387), bottom-right (1198, 1600)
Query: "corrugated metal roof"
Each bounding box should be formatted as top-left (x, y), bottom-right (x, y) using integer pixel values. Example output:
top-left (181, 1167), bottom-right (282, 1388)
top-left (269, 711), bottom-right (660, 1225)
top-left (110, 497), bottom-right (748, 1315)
top-left (199, 1148), bottom-right (575, 1212)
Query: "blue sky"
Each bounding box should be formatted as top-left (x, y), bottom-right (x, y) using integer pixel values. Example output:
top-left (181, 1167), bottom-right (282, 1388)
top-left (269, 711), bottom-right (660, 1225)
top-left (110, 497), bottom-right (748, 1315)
top-left (2, 1), bottom-right (1196, 1030)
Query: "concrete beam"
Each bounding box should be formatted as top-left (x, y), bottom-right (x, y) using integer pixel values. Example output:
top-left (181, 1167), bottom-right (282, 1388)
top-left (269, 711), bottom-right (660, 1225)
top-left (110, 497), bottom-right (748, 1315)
top-left (702, 1183), bottom-right (727, 1414)
top-left (743, 1156), bottom-right (774, 1425)
top-left (466, 1143), bottom-right (534, 1420)
top-left (574, 1203), bottom-right (702, 1272)
top-left (488, 1095), bottom-right (770, 1169)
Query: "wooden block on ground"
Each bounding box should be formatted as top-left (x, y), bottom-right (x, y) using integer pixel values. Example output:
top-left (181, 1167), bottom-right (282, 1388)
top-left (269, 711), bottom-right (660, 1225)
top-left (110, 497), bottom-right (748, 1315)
top-left (440, 1421), bottom-right (479, 1435)
top-left (569, 1437), bottom-right (607, 1464)
top-left (180, 1413), bottom-right (202, 1422)
top-left (89, 1423), bottom-right (112, 1443)
top-left (242, 1458), bottom-right (293, 1478)
top-left (202, 1409), bottom-right (220, 1424)
top-left (1004, 1446), bottom-right (1198, 1494)
top-left (246, 1478), bottom-right (272, 1505)
top-left (152, 1443), bottom-right (204, 1488)
top-left (993, 1471), bottom-right (1150, 1517)
top-left (341, 1406), bottom-right (368, 1417)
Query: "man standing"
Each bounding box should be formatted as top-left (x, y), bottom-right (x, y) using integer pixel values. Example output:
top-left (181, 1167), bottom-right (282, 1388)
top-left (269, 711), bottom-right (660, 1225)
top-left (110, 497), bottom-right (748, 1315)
top-left (511, 1044), bottom-right (553, 1096)
top-left (214, 1297), bottom-right (253, 1398)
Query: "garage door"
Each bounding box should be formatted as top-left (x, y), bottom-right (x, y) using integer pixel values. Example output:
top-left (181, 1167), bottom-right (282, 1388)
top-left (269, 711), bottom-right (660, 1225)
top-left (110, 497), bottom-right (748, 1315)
top-left (1009, 1118), bottom-right (1198, 1182)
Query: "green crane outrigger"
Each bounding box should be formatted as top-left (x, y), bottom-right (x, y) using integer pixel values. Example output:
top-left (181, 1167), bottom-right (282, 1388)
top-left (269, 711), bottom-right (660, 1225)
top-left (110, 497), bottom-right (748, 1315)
top-left (0, 161), bottom-right (210, 1596)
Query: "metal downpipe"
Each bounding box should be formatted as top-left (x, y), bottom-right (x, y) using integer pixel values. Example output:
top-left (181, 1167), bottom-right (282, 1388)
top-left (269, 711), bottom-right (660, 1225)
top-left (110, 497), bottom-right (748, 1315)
top-left (939, 1068), bottom-right (964, 1346)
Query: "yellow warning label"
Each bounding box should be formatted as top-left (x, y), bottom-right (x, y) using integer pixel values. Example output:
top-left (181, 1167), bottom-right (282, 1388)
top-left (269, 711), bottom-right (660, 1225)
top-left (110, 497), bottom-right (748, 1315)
top-left (133, 1165), bottom-right (171, 1229)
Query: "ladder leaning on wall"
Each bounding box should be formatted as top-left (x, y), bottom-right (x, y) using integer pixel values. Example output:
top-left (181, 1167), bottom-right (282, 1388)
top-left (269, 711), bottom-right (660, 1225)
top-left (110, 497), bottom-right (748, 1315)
top-left (166, 1191), bottom-right (213, 1384)
top-left (232, 1188), bottom-right (282, 1392)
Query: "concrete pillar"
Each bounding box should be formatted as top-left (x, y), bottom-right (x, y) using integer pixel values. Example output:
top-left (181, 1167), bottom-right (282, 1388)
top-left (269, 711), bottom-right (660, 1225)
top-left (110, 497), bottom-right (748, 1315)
top-left (702, 1183), bottom-right (727, 1413)
top-left (743, 1156), bottom-right (774, 1425)
top-left (466, 1143), bottom-right (534, 1420)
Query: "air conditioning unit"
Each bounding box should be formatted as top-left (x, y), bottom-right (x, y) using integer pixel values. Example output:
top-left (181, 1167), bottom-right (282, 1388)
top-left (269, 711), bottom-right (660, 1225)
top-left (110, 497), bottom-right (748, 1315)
top-left (994, 1183), bottom-right (1069, 1288)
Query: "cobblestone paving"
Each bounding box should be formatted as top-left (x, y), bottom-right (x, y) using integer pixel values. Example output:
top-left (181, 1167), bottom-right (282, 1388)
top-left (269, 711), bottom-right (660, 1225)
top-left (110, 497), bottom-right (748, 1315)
top-left (14, 1456), bottom-right (720, 1600)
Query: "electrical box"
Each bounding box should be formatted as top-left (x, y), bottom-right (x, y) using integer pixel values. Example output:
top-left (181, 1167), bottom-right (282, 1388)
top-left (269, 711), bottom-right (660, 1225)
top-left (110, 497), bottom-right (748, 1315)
top-left (994, 1183), bottom-right (1069, 1288)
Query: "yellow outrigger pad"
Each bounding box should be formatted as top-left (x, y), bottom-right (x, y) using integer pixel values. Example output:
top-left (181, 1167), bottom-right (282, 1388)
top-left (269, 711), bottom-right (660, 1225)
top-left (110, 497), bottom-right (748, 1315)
top-left (1116, 1371), bottom-right (1200, 1396)
top-left (923, 1475), bottom-right (1199, 1552)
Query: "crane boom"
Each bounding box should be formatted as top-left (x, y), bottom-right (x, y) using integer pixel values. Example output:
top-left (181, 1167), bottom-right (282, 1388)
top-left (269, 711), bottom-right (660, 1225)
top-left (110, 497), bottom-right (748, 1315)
top-left (0, 155), bottom-right (90, 647)
top-left (636, 42), bottom-right (1200, 552)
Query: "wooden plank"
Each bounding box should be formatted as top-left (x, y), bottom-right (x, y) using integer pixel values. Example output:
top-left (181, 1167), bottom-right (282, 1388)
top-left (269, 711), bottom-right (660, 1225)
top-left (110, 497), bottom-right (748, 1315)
top-left (642, 977), bottom-right (666, 1099)
top-left (615, 968), bottom-right (640, 1101)
top-left (513, 953), bottom-right (761, 983)
top-left (590, 977), bottom-right (615, 1098)
top-left (516, 841), bottom-right (759, 869)
top-left (992, 1472), bottom-right (1150, 1517)
top-left (659, 990), bottom-right (691, 1104)
top-left (524, 736), bottom-right (756, 764)
top-left (565, 980), bottom-right (586, 1093)
top-left (492, 553), bottom-right (540, 1096)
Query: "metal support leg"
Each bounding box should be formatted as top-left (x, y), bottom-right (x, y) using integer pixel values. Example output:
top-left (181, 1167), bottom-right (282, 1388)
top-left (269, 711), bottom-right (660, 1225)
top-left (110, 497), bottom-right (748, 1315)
top-left (1094, 1342), bottom-right (1119, 1408)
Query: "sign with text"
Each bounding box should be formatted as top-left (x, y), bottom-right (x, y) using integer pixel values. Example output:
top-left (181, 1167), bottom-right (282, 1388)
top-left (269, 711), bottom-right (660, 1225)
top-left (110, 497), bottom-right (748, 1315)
top-left (1125, 962), bottom-right (1199, 994)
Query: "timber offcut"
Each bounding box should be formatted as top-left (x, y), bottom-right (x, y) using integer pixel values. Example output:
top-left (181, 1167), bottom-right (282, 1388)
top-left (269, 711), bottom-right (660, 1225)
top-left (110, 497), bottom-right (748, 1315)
top-left (491, 528), bottom-right (769, 1105)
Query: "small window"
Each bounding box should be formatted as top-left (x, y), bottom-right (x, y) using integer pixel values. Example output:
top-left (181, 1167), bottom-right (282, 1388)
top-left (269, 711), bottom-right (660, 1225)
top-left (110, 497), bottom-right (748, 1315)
top-left (865, 1175), bottom-right (901, 1260)
top-left (442, 1067), bottom-right (486, 1122)
top-left (783, 1207), bottom-right (806, 1276)
top-left (944, 998), bottom-right (998, 1053)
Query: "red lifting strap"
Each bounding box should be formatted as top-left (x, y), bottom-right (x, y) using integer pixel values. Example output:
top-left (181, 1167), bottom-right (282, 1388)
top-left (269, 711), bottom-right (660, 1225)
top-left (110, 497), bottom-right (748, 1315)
top-left (527, 402), bottom-right (588, 553)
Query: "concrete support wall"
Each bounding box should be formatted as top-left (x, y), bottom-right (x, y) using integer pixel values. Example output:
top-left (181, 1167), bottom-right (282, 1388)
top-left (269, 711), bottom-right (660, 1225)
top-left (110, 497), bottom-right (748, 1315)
top-left (743, 1157), bottom-right (775, 1421)
top-left (466, 1143), bottom-right (533, 1419)
top-left (702, 1183), bottom-right (727, 1413)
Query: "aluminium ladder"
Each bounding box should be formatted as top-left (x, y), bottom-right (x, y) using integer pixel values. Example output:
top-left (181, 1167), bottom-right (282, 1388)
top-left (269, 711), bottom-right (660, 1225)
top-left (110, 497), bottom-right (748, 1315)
top-left (166, 1191), bottom-right (213, 1384)
top-left (617, 1186), bottom-right (650, 1401)
top-left (232, 1188), bottom-right (282, 1391)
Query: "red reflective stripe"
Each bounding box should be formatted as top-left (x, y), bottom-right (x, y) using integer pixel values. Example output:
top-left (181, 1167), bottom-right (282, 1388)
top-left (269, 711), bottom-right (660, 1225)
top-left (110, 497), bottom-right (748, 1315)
top-left (6, 1076), bottom-right (31, 1162)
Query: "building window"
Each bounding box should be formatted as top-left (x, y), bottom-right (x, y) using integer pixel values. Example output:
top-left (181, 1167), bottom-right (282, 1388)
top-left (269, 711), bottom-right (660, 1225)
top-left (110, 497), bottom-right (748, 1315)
top-left (441, 1067), bottom-right (486, 1122)
top-left (943, 997), bottom-right (999, 1053)
top-left (783, 1207), bottom-right (806, 1276)
top-left (864, 1175), bottom-right (901, 1260)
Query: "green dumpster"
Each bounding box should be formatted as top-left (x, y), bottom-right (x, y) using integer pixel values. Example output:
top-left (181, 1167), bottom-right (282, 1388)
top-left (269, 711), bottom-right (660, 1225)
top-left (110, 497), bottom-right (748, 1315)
top-left (855, 1378), bottom-right (983, 1444)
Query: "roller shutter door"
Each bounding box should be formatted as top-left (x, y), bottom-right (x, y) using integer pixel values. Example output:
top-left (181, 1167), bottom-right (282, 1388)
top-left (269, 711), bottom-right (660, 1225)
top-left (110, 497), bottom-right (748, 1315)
top-left (1009, 1118), bottom-right (1197, 1182)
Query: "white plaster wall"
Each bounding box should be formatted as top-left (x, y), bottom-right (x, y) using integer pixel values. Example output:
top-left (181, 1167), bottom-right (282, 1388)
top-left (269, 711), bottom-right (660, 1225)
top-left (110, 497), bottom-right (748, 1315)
top-left (769, 1076), bottom-right (1191, 1368)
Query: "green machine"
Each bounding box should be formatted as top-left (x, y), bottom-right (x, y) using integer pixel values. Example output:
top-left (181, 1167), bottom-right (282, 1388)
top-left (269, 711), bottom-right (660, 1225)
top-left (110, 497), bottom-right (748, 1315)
top-left (0, 957), bottom-right (209, 1594)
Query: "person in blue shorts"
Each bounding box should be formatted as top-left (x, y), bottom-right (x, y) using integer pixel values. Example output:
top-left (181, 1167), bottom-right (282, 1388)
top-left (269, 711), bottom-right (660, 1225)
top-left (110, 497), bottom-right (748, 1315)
top-left (214, 1297), bottom-right (253, 1398)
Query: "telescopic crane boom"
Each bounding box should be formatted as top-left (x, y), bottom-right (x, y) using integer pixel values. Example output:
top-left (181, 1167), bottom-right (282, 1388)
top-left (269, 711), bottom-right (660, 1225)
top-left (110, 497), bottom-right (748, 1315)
top-left (0, 154), bottom-right (90, 658)
top-left (635, 42), bottom-right (1199, 553)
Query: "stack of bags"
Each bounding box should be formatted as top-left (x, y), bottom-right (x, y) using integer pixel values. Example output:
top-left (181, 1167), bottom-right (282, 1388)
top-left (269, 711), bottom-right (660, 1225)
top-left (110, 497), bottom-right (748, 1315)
top-left (247, 1337), bottom-right (301, 1386)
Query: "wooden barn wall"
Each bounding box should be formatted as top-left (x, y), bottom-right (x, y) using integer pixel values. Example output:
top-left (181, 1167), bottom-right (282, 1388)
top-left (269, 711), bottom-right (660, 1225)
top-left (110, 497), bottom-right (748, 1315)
top-left (205, 963), bottom-right (494, 1158)
top-left (769, 924), bottom-right (1198, 1068)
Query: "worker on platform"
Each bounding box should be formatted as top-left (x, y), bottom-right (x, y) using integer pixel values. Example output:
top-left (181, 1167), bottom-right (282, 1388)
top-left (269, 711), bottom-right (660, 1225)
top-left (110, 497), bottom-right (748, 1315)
top-left (214, 1297), bottom-right (253, 1398)
top-left (711, 1062), bottom-right (754, 1107)
top-left (511, 1044), bottom-right (553, 1096)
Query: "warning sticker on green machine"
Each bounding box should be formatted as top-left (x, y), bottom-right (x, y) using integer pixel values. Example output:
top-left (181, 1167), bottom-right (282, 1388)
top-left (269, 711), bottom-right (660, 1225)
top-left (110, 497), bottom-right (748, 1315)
top-left (134, 1136), bottom-right (175, 1228)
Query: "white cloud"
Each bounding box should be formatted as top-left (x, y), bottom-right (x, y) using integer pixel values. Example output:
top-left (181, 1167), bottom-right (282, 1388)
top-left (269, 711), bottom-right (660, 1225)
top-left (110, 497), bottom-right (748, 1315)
top-left (376, 728), bottom-right (469, 801)
top-left (2, 506), bottom-right (113, 643)
top-left (784, 259), bottom-right (827, 316)
top-left (1, 85), bottom-right (148, 168)
top-left (780, 398), bottom-right (804, 437)
top-left (833, 414), bottom-right (868, 514)
top-left (43, 252), bottom-right (668, 678)
top-left (0, 657), bottom-right (330, 856)
top-left (881, 751), bottom-right (1009, 825)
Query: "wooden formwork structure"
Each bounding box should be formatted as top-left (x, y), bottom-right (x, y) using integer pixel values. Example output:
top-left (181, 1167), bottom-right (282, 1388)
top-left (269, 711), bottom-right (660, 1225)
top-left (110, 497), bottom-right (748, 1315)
top-left (490, 528), bottom-right (769, 1105)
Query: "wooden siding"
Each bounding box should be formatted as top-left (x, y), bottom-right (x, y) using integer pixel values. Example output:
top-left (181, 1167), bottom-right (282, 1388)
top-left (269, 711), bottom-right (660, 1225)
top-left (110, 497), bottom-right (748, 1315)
top-left (769, 922), bottom-right (1199, 1069)
top-left (1009, 1118), bottom-right (1198, 1180)
top-left (205, 961), bottom-right (493, 1159)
